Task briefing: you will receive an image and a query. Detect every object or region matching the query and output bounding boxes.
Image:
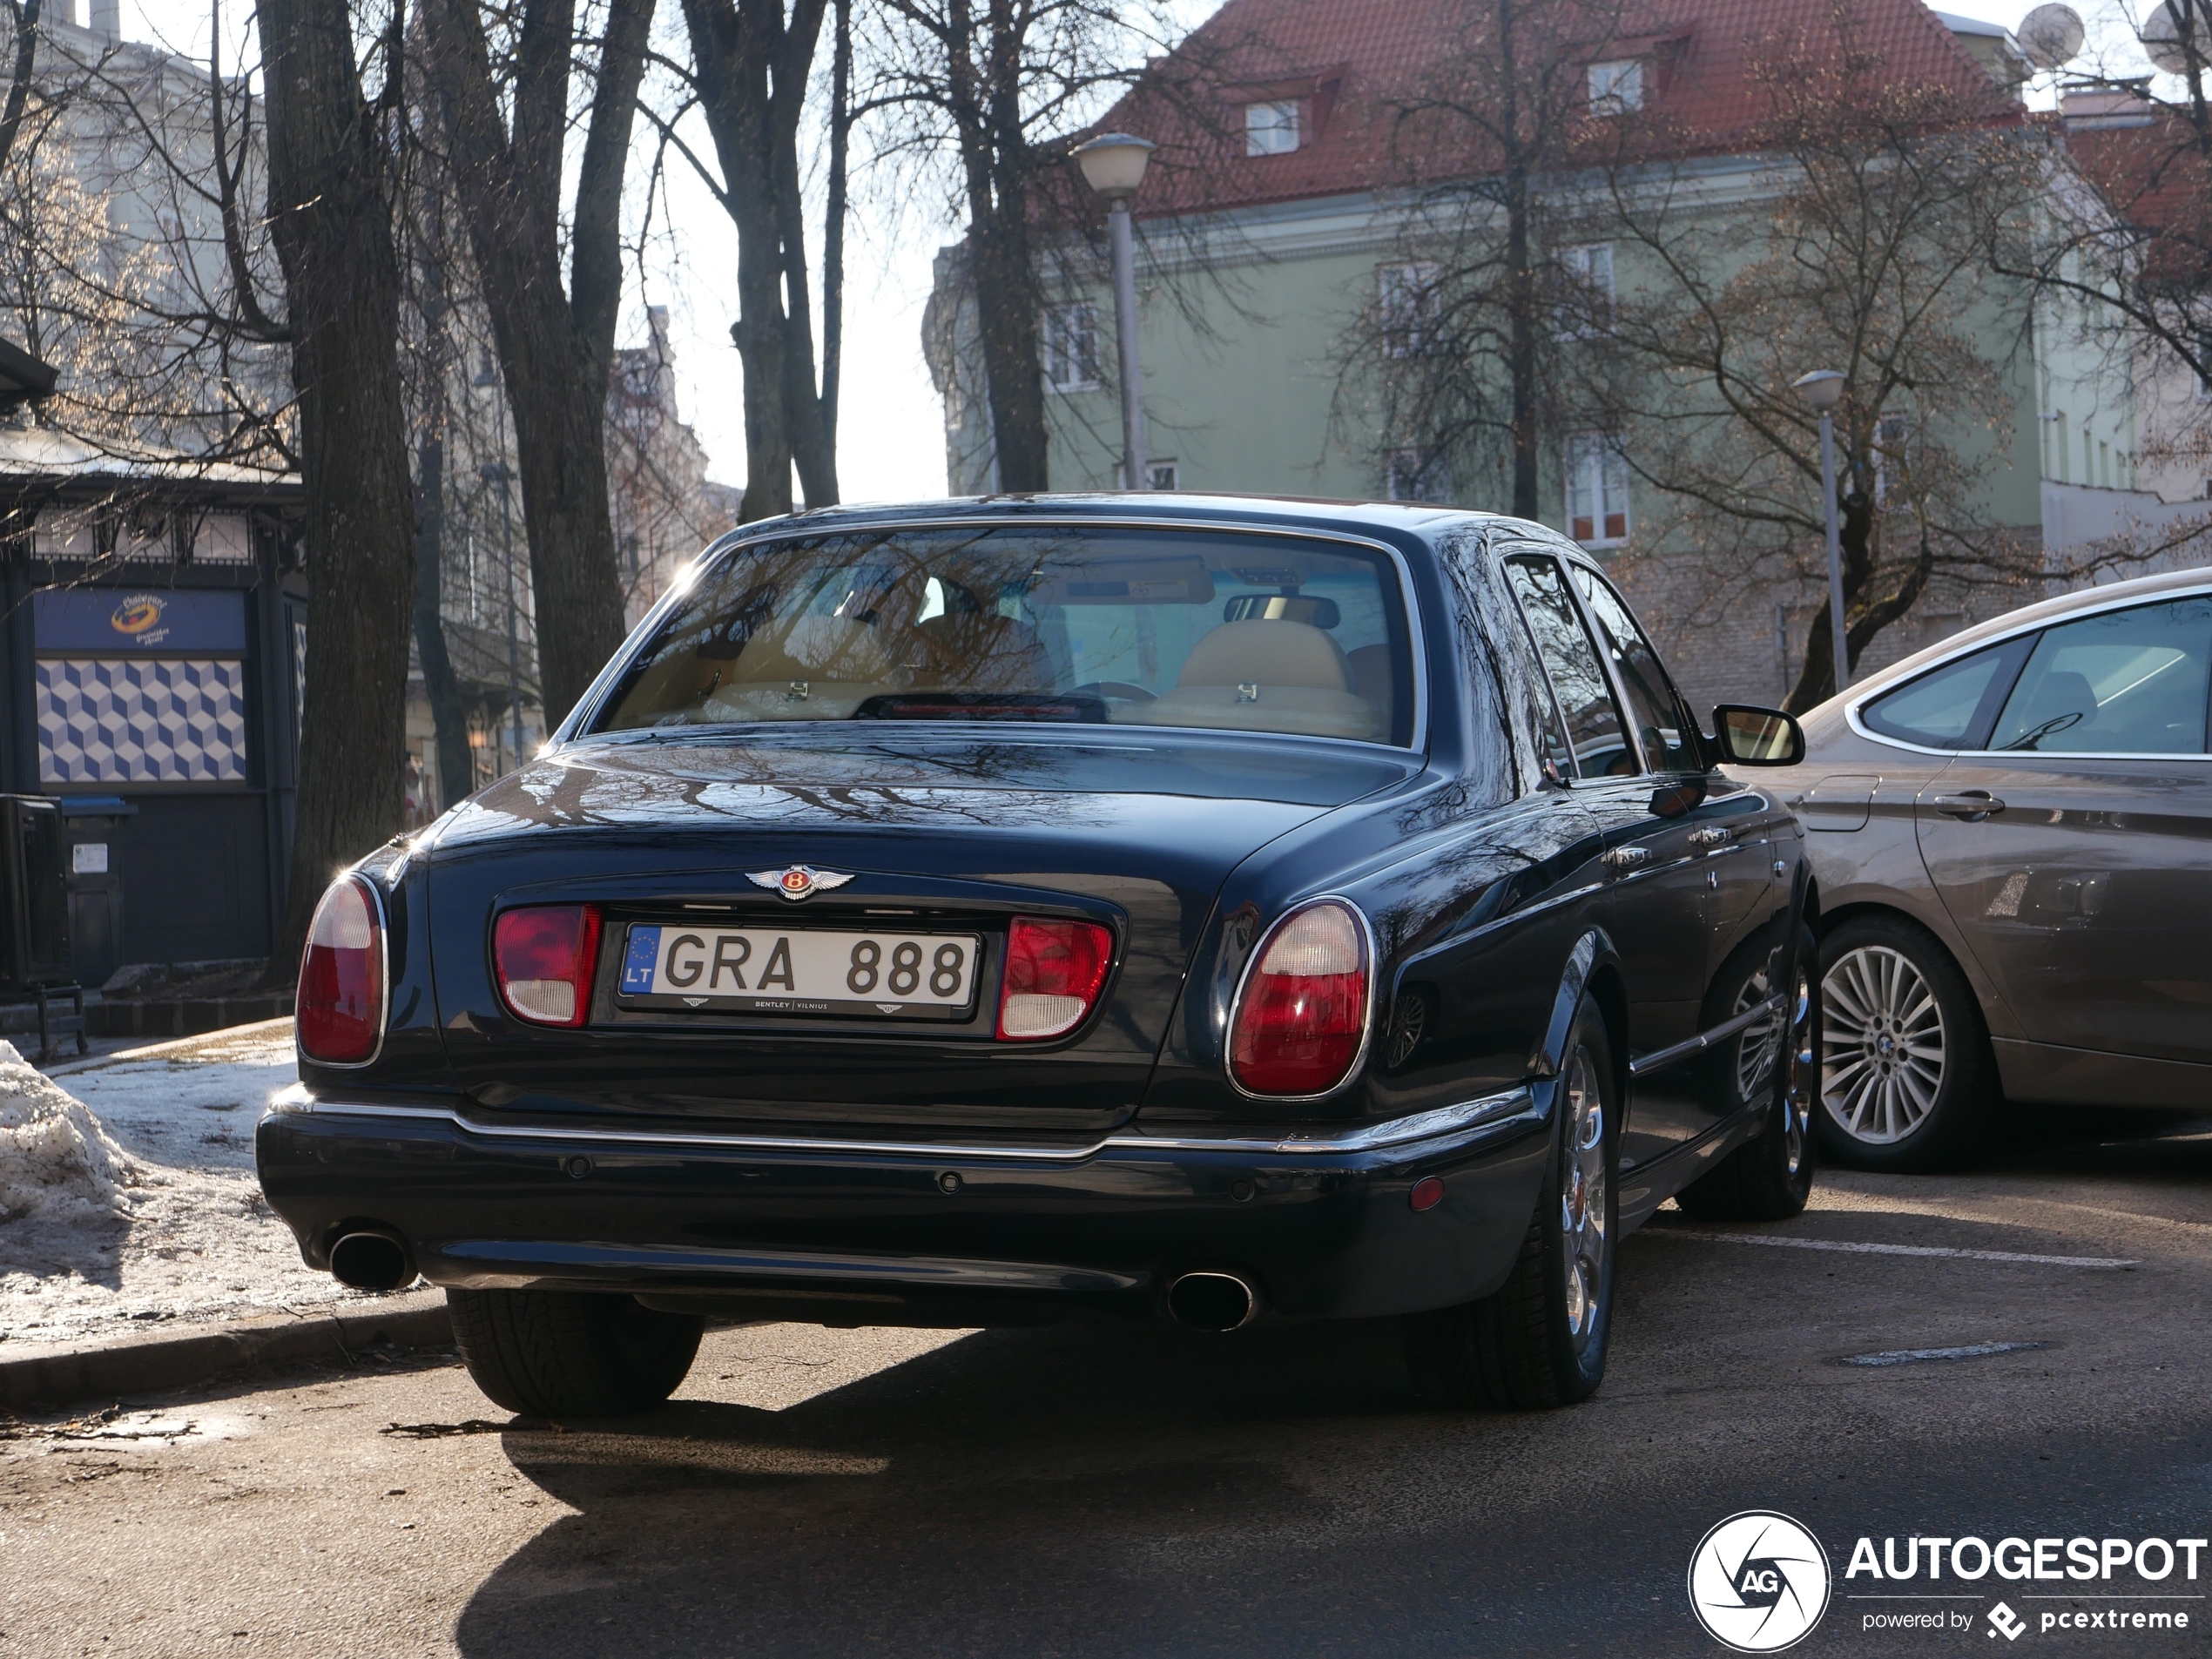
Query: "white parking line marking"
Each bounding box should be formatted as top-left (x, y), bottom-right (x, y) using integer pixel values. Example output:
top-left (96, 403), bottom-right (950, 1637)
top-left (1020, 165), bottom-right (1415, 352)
top-left (1840, 1341), bottom-right (2044, 1366)
top-left (1649, 1231), bottom-right (2137, 1268)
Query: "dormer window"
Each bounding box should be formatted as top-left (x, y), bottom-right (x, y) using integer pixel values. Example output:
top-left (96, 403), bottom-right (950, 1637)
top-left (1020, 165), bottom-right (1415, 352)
top-left (1245, 99), bottom-right (1303, 155)
top-left (1588, 59), bottom-right (1643, 114)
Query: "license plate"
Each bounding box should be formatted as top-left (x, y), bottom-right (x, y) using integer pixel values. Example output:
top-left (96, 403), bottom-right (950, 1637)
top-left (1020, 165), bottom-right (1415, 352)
top-left (617, 923), bottom-right (982, 1021)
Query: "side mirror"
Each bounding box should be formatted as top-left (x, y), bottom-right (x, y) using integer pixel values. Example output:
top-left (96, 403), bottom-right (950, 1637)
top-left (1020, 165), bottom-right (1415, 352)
top-left (1711, 705), bottom-right (1806, 766)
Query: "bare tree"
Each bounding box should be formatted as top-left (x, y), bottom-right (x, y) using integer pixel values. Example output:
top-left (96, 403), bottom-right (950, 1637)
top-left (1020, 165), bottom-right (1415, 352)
top-left (1586, 37), bottom-right (2058, 709)
top-left (421, 0), bottom-right (652, 725)
top-left (260, 0), bottom-right (418, 974)
top-left (1333, 0), bottom-right (1630, 516)
top-left (656, 0), bottom-right (841, 519)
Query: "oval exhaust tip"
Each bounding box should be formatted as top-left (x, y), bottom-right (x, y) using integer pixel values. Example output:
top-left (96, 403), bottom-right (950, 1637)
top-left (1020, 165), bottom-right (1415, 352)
top-left (328, 1231), bottom-right (414, 1291)
top-left (1165, 1271), bottom-right (1258, 1332)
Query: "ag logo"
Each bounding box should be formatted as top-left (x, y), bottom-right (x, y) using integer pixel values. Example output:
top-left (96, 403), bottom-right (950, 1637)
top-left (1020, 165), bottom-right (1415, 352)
top-left (1688, 1511), bottom-right (1832, 1652)
top-left (110, 594), bottom-right (166, 639)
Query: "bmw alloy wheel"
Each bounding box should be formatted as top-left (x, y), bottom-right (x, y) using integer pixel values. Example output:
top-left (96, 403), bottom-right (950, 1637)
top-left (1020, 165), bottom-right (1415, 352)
top-left (1560, 1044), bottom-right (1608, 1359)
top-left (1822, 944), bottom-right (1946, 1145)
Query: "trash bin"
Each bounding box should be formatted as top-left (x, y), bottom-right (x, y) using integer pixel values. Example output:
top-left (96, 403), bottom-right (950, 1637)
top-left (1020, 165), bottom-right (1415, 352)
top-left (57, 795), bottom-right (134, 990)
top-left (0, 795), bottom-right (71, 988)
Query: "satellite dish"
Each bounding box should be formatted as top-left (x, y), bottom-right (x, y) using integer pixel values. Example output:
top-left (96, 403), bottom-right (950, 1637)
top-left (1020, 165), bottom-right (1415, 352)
top-left (2018, 3), bottom-right (2085, 66)
top-left (2141, 0), bottom-right (2205, 75)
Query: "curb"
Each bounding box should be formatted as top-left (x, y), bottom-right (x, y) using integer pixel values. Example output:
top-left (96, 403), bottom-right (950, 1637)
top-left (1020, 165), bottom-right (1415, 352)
top-left (0, 1290), bottom-right (451, 1412)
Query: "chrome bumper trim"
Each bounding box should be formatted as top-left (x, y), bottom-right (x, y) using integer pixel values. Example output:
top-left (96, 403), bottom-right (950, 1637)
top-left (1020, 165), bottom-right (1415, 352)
top-left (1627, 993), bottom-right (1784, 1077)
top-left (265, 1082), bottom-right (1534, 1163)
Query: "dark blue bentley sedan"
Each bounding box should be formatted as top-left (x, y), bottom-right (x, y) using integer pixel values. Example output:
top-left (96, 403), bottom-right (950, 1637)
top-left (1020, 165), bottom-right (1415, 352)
top-left (258, 495), bottom-right (1816, 1416)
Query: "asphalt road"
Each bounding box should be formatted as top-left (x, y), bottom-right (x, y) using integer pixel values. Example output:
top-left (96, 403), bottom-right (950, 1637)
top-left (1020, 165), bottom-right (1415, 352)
top-left (5, 1120), bottom-right (2211, 1659)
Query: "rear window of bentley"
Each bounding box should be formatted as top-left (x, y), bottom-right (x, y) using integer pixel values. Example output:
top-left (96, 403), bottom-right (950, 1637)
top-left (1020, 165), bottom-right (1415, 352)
top-left (597, 525), bottom-right (1418, 746)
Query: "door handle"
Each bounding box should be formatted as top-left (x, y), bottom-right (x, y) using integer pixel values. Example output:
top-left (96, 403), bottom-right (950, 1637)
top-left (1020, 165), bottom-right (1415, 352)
top-left (1602, 846), bottom-right (1653, 873)
top-left (1932, 793), bottom-right (2006, 821)
top-left (1688, 827), bottom-right (1733, 848)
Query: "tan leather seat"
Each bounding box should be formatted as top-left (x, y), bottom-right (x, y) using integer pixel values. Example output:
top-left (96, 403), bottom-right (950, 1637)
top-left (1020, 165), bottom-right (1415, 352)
top-left (1177, 618), bottom-right (1351, 691)
top-left (1126, 619), bottom-right (1383, 741)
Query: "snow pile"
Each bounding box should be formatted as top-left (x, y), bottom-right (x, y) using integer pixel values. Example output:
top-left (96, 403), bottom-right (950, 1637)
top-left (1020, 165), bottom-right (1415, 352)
top-left (0, 1041), bottom-right (143, 1224)
top-left (1, 1021), bottom-right (382, 1344)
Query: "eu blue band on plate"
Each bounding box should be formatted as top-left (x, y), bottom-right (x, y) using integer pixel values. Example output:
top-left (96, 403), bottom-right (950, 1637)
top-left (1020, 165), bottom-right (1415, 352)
top-left (621, 926), bottom-right (662, 994)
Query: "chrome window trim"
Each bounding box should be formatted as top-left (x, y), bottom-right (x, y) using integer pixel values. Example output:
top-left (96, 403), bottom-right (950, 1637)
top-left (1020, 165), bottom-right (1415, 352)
top-left (295, 872), bottom-right (390, 1071)
top-left (559, 512), bottom-right (1433, 758)
top-left (266, 1080), bottom-right (1534, 1163)
top-left (1222, 895), bottom-right (1380, 1104)
top-left (1844, 579), bottom-right (2212, 760)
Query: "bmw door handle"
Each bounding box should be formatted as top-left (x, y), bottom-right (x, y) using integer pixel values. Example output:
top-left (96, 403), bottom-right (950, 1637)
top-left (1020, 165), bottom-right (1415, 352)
top-left (1688, 827), bottom-right (1733, 848)
top-left (1932, 792), bottom-right (2006, 821)
top-left (1602, 846), bottom-right (1653, 874)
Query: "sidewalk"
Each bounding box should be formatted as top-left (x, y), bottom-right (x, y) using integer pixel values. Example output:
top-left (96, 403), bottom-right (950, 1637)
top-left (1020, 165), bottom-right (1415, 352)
top-left (2, 1020), bottom-right (390, 1348)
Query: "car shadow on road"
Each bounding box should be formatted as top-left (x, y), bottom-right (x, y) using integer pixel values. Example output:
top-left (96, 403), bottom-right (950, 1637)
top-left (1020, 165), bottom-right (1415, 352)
top-left (450, 1313), bottom-right (1486, 1657)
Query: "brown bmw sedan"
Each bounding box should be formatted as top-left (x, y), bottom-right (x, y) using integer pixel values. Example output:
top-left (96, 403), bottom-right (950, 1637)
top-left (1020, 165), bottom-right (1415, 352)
top-left (1787, 567), bottom-right (2212, 1170)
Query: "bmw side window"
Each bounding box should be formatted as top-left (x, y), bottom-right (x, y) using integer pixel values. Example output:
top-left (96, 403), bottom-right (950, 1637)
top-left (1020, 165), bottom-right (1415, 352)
top-left (1860, 637), bottom-right (2032, 751)
top-left (1504, 554), bottom-right (1637, 778)
top-left (1569, 565), bottom-right (1703, 772)
top-left (1987, 597), bottom-right (2212, 755)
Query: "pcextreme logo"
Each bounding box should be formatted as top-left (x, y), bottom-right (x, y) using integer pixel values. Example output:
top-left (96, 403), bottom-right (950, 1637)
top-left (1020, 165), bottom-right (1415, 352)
top-left (1689, 1511), bottom-right (1834, 1653)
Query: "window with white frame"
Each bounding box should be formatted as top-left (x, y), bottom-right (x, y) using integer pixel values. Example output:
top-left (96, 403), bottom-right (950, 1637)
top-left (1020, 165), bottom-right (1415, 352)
top-left (1042, 302), bottom-right (1100, 393)
top-left (1587, 59), bottom-right (1643, 115)
top-left (1146, 460), bottom-right (1180, 491)
top-left (1564, 434), bottom-right (1631, 545)
top-left (1244, 99), bottom-right (1302, 156)
top-left (1387, 449), bottom-right (1451, 504)
top-left (1554, 243), bottom-right (1615, 336)
top-left (1379, 261), bottom-right (1440, 357)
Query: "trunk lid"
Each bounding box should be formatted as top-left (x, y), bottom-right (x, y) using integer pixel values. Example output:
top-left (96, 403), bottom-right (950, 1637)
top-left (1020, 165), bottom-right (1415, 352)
top-left (422, 728), bottom-right (1420, 1138)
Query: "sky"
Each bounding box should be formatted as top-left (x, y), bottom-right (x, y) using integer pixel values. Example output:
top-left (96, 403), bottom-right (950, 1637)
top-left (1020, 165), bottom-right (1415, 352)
top-left (105, 0), bottom-right (2173, 509)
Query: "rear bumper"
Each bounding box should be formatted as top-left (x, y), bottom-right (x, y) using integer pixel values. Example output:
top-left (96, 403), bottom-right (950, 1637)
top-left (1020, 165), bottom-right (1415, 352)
top-left (253, 1083), bottom-right (1554, 1323)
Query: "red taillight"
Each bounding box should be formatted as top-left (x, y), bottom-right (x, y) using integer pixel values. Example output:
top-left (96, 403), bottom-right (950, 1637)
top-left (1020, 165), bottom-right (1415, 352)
top-left (996, 916), bottom-right (1114, 1040)
top-left (493, 905), bottom-right (603, 1027)
top-left (297, 874), bottom-right (385, 1064)
top-left (1229, 900), bottom-right (1371, 1096)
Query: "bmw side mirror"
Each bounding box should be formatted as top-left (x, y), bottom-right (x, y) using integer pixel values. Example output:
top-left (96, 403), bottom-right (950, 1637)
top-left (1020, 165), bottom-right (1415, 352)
top-left (1711, 705), bottom-right (1806, 766)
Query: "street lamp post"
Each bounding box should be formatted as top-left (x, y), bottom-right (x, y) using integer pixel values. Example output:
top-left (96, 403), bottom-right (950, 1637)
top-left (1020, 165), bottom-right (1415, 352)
top-left (1791, 368), bottom-right (1851, 696)
top-left (1073, 133), bottom-right (1157, 491)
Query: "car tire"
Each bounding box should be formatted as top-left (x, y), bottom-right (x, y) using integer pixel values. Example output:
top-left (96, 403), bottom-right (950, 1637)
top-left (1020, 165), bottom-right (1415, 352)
top-left (447, 1288), bottom-right (704, 1418)
top-left (1676, 924), bottom-right (1818, 1223)
top-left (1404, 999), bottom-right (1617, 1409)
top-left (1815, 913), bottom-right (1995, 1173)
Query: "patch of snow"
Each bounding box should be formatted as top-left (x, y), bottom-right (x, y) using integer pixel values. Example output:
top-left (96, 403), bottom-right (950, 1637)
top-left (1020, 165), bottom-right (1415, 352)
top-left (0, 1042), bottom-right (142, 1224)
top-left (0, 1021), bottom-right (396, 1344)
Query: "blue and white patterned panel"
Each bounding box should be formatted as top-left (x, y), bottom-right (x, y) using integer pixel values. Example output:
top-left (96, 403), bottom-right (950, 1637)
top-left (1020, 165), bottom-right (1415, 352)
top-left (37, 658), bottom-right (250, 784)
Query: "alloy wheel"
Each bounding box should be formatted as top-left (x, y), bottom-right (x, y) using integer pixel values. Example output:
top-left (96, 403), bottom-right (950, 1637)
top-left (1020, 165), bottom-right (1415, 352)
top-left (1731, 968), bottom-right (1784, 1106)
top-left (1822, 944), bottom-right (1946, 1144)
top-left (1558, 1043), bottom-right (1608, 1359)
top-left (1780, 965), bottom-right (1814, 1178)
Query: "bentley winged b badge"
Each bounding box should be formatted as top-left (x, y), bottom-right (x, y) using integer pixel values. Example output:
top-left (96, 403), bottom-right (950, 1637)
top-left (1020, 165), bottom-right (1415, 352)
top-left (746, 865), bottom-right (856, 902)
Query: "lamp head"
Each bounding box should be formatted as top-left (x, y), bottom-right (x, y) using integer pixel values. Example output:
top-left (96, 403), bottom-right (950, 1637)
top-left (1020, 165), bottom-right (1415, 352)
top-left (1791, 368), bottom-right (1846, 413)
top-left (1074, 132), bottom-right (1156, 201)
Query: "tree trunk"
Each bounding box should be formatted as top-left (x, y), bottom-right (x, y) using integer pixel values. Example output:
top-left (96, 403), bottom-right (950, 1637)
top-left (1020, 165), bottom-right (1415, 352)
top-left (1499, 0), bottom-right (1539, 519)
top-left (679, 0), bottom-right (837, 522)
top-left (0, 0), bottom-right (43, 181)
top-left (259, 0), bottom-right (415, 984)
top-left (1784, 488), bottom-right (1891, 712)
top-left (412, 404), bottom-right (473, 813)
top-left (424, 0), bottom-right (651, 728)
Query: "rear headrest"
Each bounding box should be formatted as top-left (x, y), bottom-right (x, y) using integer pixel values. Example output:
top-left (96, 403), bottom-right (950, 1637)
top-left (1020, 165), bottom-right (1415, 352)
top-left (1177, 619), bottom-right (1351, 692)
